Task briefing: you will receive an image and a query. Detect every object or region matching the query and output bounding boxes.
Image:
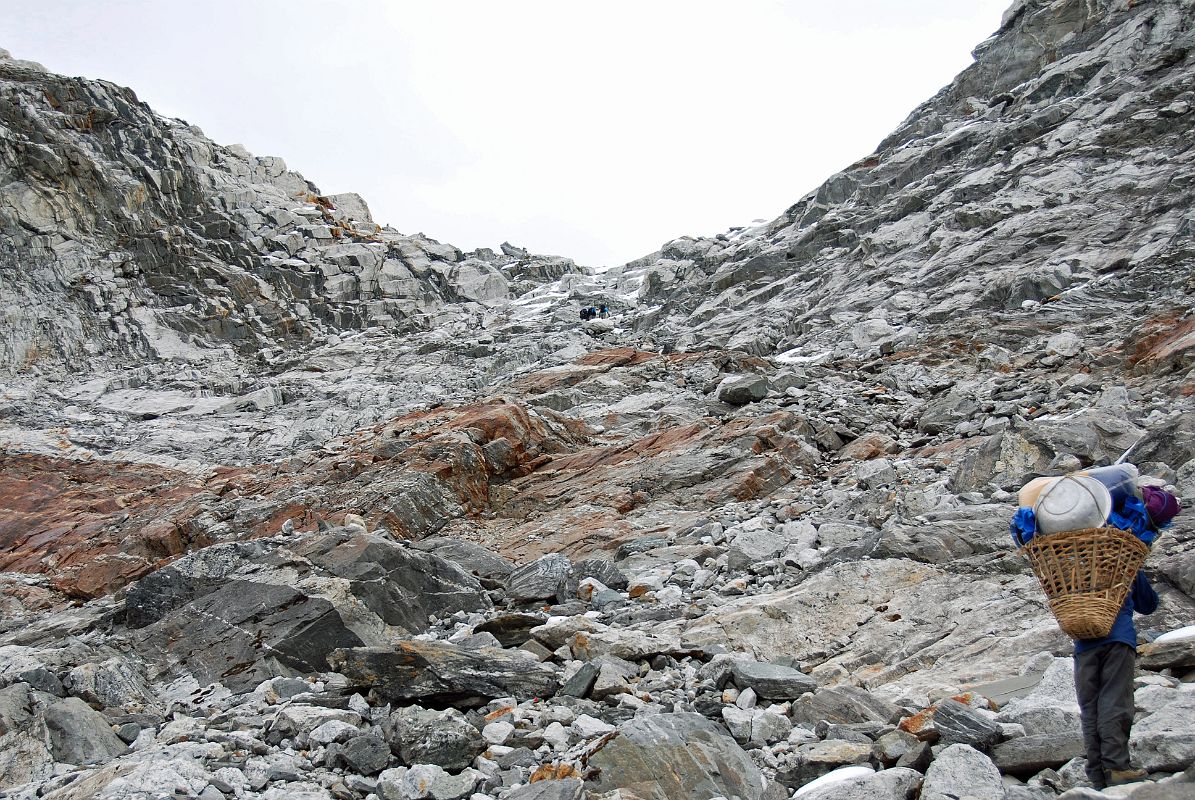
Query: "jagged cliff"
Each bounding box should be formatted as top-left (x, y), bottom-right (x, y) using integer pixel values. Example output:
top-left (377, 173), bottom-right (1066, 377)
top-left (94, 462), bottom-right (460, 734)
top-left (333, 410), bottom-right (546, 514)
top-left (1, 2), bottom-right (1194, 799)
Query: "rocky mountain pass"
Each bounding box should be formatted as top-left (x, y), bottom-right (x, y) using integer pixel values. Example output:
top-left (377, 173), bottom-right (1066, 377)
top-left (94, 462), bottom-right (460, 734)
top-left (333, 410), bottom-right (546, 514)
top-left (1, 1), bottom-right (1194, 799)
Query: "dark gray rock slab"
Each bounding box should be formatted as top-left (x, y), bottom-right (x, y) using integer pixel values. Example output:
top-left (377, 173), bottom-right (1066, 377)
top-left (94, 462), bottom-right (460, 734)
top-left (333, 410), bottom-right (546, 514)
top-left (587, 712), bottom-right (768, 800)
top-left (932, 698), bottom-right (1003, 749)
top-left (566, 557), bottom-right (628, 593)
top-left (129, 531), bottom-right (492, 691)
top-left (731, 659), bottom-right (817, 700)
top-left (329, 641), bottom-right (559, 705)
top-left (789, 685), bottom-right (901, 727)
top-left (614, 536), bottom-right (670, 560)
top-left (43, 696), bottom-right (128, 765)
top-left (288, 532), bottom-right (490, 629)
top-left (123, 540), bottom-right (273, 628)
top-left (326, 734), bottom-right (391, 775)
top-left (872, 729), bottom-right (919, 766)
top-left (136, 580), bottom-right (366, 691)
top-left (126, 531), bottom-right (488, 632)
top-left (558, 661), bottom-right (599, 698)
top-left (506, 554), bottom-right (571, 602)
top-left (411, 536), bottom-right (515, 581)
top-left (15, 668), bottom-right (64, 697)
top-left (717, 374), bottom-right (770, 405)
top-left (992, 733), bottom-right (1085, 777)
top-left (895, 740), bottom-right (932, 772)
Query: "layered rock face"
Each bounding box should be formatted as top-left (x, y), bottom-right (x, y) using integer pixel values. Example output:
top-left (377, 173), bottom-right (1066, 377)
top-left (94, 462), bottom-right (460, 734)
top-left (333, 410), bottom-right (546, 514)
top-left (1, 1), bottom-right (1195, 799)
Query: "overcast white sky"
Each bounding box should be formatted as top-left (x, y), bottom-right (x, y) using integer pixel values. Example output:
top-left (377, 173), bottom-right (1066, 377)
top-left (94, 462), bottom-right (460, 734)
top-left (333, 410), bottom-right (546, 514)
top-left (4, 1), bottom-right (1010, 267)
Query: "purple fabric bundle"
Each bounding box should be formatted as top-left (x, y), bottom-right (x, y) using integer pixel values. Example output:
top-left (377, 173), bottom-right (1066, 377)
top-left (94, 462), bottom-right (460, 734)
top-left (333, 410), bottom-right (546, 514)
top-left (1141, 485), bottom-right (1180, 527)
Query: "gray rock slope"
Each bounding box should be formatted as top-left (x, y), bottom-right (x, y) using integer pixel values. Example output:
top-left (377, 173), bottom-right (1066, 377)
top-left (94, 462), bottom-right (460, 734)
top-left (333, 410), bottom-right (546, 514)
top-left (620, 0), bottom-right (1195, 366)
top-left (1, 1), bottom-right (1195, 799)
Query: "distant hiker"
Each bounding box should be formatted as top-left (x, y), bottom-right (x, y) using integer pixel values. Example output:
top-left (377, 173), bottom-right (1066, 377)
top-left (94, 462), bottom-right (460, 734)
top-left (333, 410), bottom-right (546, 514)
top-left (579, 307), bottom-right (591, 321)
top-left (1074, 570), bottom-right (1157, 789)
top-left (599, 304), bottom-right (609, 318)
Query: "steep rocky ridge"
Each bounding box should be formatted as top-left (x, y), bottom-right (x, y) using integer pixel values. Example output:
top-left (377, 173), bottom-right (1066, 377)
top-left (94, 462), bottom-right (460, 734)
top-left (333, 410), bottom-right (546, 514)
top-left (1, 1), bottom-right (1195, 798)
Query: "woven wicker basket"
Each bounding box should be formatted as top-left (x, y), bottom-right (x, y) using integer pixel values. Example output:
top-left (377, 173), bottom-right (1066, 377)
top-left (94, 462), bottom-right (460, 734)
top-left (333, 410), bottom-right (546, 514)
top-left (1020, 527), bottom-right (1149, 639)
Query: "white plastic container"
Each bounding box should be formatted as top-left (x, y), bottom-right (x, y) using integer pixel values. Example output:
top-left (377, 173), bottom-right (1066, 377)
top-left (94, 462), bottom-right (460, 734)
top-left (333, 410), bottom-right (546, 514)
top-left (1018, 476), bottom-right (1059, 509)
top-left (1033, 476), bottom-right (1113, 534)
top-left (1075, 463), bottom-right (1141, 504)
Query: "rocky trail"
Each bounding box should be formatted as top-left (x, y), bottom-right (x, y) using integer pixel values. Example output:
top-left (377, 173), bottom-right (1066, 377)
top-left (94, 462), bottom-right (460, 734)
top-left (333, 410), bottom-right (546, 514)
top-left (2, 0), bottom-right (1195, 798)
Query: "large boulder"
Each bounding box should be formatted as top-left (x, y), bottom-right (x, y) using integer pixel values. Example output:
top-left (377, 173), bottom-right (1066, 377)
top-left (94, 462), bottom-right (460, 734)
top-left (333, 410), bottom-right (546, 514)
top-left (329, 641), bottom-right (559, 705)
top-left (587, 712), bottom-right (770, 800)
top-left (43, 696), bottom-right (128, 765)
top-left (127, 530), bottom-right (489, 632)
top-left (135, 581), bottom-right (367, 691)
top-left (992, 733), bottom-right (1085, 776)
top-left (65, 656), bottom-right (154, 711)
top-left (731, 659), bottom-right (817, 700)
top-left (717, 374), bottom-right (770, 405)
top-left (129, 531), bottom-right (490, 690)
top-left (0, 683), bottom-right (53, 789)
top-left (507, 554), bottom-right (571, 602)
top-left (920, 744), bottom-right (1004, 800)
top-left (1130, 689), bottom-right (1195, 772)
top-left (385, 706), bottom-right (484, 770)
top-left (931, 698), bottom-right (1003, 749)
top-left (410, 536), bottom-right (515, 583)
top-left (789, 685), bottom-right (902, 727)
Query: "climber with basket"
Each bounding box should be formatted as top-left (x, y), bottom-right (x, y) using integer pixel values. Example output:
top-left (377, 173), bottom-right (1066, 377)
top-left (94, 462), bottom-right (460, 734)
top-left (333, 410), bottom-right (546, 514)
top-left (1010, 465), bottom-right (1180, 789)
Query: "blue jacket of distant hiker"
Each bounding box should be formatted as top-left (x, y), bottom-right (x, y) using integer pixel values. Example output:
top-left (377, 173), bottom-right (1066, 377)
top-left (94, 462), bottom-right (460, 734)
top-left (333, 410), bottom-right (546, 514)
top-left (1073, 571), bottom-right (1159, 654)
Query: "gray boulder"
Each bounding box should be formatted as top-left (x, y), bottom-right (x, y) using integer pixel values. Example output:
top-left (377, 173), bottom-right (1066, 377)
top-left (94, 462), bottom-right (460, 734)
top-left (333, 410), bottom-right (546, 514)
top-left (558, 661), bottom-right (599, 698)
top-left (1130, 690), bottom-right (1195, 772)
top-left (329, 641), bottom-right (559, 704)
top-left (1138, 638), bottom-right (1195, 672)
top-left (790, 685), bottom-right (901, 727)
top-left (326, 734), bottom-right (391, 775)
top-left (410, 536), bottom-right (515, 582)
top-left (717, 374), bottom-right (770, 405)
top-left (65, 657), bottom-right (154, 711)
top-left (127, 531), bottom-right (488, 631)
top-left (136, 581), bottom-right (367, 691)
top-left (131, 531), bottom-right (490, 691)
top-left (918, 390), bottom-right (978, 434)
top-left (43, 696), bottom-right (128, 765)
top-left (474, 612), bottom-right (546, 648)
top-left (792, 767), bottom-right (922, 800)
top-left (588, 712), bottom-right (769, 800)
top-left (566, 557), bottom-right (629, 593)
top-left (385, 706), bottom-right (483, 771)
top-left (992, 733), bottom-right (1085, 777)
top-left (731, 659), bottom-right (817, 700)
top-left (0, 683), bottom-right (53, 789)
top-left (931, 698), bottom-right (1003, 749)
top-left (921, 744), bottom-right (1004, 800)
top-left (507, 554), bottom-right (571, 602)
